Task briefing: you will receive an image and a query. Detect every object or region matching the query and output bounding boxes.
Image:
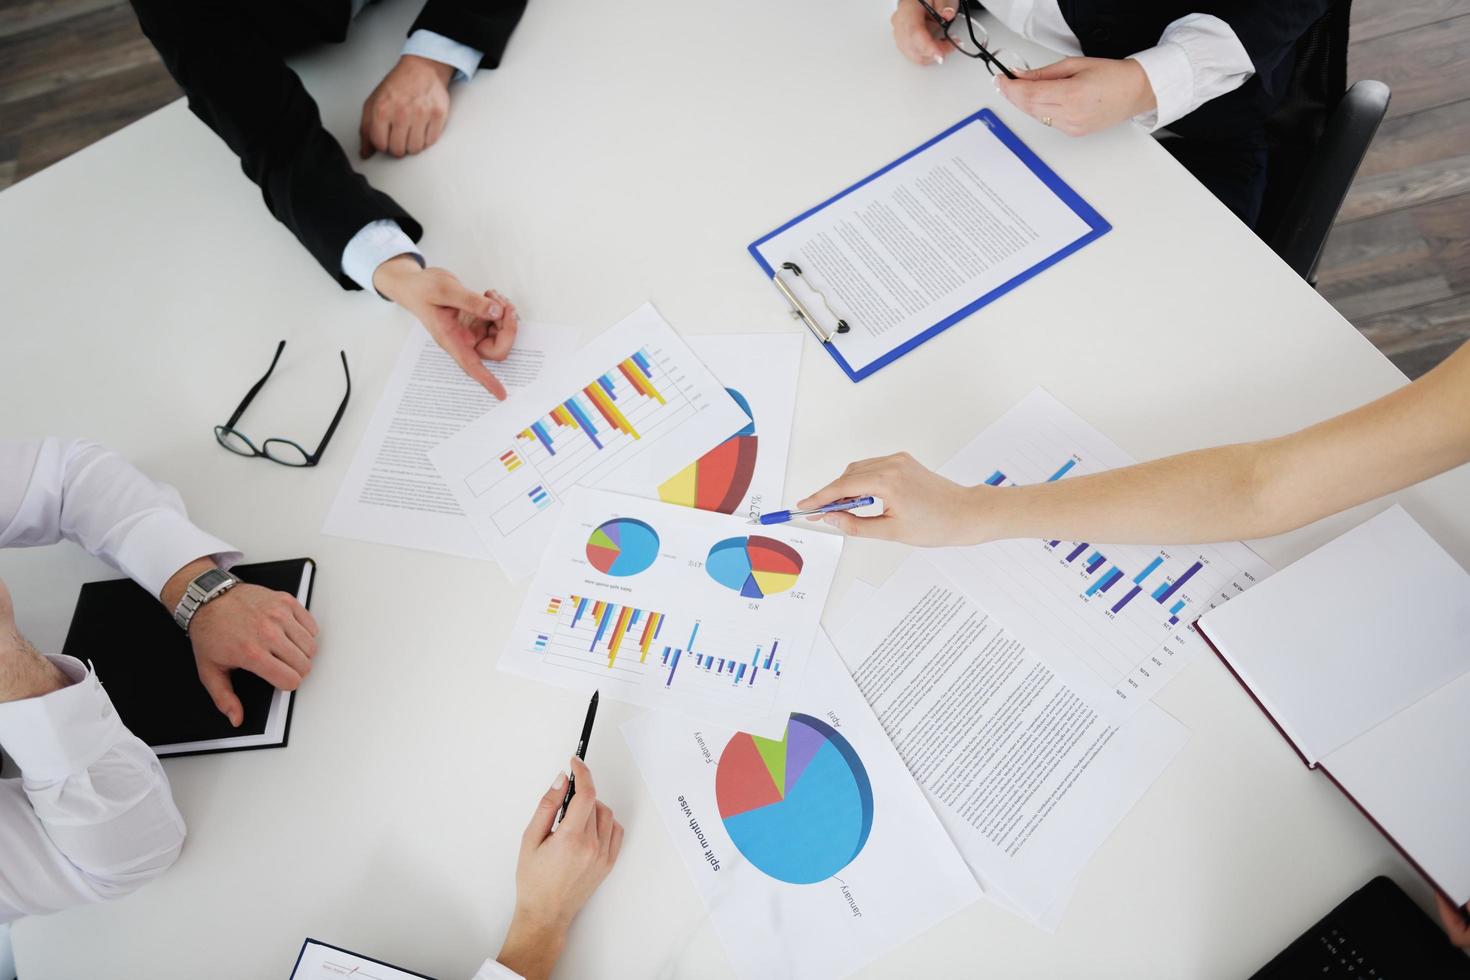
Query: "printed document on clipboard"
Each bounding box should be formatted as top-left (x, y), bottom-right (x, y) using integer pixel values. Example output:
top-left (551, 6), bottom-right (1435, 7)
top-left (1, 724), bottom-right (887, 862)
top-left (748, 109), bottom-right (1110, 382)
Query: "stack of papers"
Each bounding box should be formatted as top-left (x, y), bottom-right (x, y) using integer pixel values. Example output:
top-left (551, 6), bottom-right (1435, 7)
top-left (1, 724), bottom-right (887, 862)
top-left (322, 298), bottom-right (1268, 976)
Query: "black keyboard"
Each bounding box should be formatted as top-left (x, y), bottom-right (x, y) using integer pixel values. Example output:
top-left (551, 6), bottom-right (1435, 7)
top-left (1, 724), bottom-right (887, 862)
top-left (1250, 876), bottom-right (1470, 979)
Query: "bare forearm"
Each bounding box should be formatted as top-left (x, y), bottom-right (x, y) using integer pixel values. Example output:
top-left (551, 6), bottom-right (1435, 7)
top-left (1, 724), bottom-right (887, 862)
top-left (979, 441), bottom-right (1277, 544)
top-left (0, 630), bottom-right (69, 702)
top-left (496, 911), bottom-right (568, 980)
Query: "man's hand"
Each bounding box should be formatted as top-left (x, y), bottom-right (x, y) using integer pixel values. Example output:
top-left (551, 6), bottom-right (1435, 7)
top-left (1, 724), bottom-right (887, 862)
top-left (497, 757), bottom-right (623, 980)
top-left (162, 559), bottom-right (319, 727)
top-left (360, 55), bottom-right (455, 159)
top-left (0, 577), bottom-right (69, 702)
top-left (374, 255), bottom-right (519, 399)
top-left (892, 0), bottom-right (952, 66)
top-left (996, 57), bottom-right (1157, 136)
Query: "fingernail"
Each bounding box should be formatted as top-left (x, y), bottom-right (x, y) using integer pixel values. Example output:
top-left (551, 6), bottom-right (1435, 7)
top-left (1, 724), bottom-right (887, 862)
top-left (488, 304), bottom-right (503, 318)
top-left (942, 6), bottom-right (955, 16)
top-left (552, 771), bottom-right (567, 791)
top-left (993, 74), bottom-right (1001, 91)
top-left (933, 53), bottom-right (944, 65)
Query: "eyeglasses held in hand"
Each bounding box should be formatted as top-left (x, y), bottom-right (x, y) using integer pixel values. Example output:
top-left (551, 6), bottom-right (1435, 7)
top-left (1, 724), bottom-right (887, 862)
top-left (214, 340), bottom-right (351, 468)
top-left (916, 0), bottom-right (1021, 80)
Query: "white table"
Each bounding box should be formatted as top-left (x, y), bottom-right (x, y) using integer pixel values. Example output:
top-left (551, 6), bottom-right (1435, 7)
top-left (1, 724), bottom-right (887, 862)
top-left (2, 1), bottom-right (1466, 976)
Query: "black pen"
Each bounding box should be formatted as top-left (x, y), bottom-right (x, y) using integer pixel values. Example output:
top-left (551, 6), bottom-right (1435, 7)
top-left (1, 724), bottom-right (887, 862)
top-left (557, 690), bottom-right (599, 823)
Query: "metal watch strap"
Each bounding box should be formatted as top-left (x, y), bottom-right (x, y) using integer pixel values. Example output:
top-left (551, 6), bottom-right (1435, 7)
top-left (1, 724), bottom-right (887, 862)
top-left (173, 569), bottom-right (237, 633)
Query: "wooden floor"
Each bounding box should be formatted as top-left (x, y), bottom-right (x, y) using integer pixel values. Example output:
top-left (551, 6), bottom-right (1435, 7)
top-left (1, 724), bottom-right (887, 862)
top-left (2, 0), bottom-right (1468, 377)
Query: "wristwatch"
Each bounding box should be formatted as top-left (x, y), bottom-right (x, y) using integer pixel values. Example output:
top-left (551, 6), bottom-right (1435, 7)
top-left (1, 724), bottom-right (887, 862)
top-left (172, 567), bottom-right (238, 633)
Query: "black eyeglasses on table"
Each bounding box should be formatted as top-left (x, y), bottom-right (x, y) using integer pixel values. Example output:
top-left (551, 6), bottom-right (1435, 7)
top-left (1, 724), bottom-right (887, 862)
top-left (915, 0), bottom-right (1019, 80)
top-left (215, 340), bottom-right (351, 468)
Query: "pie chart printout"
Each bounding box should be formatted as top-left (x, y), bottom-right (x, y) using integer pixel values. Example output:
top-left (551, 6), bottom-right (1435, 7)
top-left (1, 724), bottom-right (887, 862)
top-left (657, 388), bottom-right (758, 515)
top-left (706, 535), bottom-right (803, 598)
top-left (715, 713), bottom-right (874, 884)
top-left (585, 518), bottom-right (661, 577)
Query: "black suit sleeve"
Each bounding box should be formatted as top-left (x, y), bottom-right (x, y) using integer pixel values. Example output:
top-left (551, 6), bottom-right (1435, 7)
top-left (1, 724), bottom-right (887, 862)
top-left (410, 0), bottom-right (530, 69)
top-left (129, 0), bottom-right (423, 290)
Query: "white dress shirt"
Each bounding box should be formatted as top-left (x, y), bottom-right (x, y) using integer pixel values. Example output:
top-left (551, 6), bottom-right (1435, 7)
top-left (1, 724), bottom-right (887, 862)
top-left (472, 958), bottom-right (523, 979)
top-left (932, 0), bottom-right (1256, 131)
top-left (0, 438), bottom-right (239, 925)
top-left (339, 6), bottom-right (487, 293)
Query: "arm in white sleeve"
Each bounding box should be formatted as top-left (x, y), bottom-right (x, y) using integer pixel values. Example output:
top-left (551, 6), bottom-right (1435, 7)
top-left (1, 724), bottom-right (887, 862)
top-left (0, 439), bottom-right (239, 600)
top-left (1128, 13), bottom-right (1255, 131)
top-left (340, 219), bottom-right (425, 297)
top-left (472, 959), bottom-right (525, 980)
top-left (401, 29), bottom-right (485, 83)
top-left (0, 655), bottom-right (186, 922)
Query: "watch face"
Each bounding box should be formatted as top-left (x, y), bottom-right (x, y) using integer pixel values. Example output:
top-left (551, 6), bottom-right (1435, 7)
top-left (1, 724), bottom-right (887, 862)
top-left (194, 568), bottom-right (233, 591)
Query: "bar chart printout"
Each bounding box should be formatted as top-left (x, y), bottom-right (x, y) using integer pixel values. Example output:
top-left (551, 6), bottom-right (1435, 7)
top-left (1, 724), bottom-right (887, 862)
top-left (932, 389), bottom-right (1274, 714)
top-left (502, 488), bottom-right (843, 733)
top-left (430, 304), bottom-right (750, 578)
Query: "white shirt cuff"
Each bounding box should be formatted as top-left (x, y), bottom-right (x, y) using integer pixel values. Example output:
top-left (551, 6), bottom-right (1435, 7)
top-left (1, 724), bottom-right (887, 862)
top-left (341, 220), bottom-right (424, 296)
top-left (1129, 13), bottom-right (1255, 131)
top-left (111, 508), bottom-right (241, 601)
top-left (401, 29), bottom-right (484, 83)
top-left (0, 656), bottom-right (126, 781)
top-left (471, 958), bottom-right (525, 980)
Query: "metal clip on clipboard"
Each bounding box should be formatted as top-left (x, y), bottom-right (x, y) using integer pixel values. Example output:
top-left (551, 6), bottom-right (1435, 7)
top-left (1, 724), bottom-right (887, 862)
top-left (772, 262), bottom-right (851, 345)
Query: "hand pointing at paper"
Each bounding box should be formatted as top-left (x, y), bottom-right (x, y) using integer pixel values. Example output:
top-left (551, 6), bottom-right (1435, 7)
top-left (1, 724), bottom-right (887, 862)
top-left (373, 256), bottom-right (520, 399)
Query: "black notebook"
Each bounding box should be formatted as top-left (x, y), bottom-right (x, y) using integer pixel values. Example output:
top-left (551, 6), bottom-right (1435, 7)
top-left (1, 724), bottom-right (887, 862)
top-left (61, 558), bottom-right (315, 758)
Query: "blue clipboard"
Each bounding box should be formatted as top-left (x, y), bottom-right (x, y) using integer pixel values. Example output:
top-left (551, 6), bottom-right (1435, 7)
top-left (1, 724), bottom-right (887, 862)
top-left (748, 109), bottom-right (1111, 382)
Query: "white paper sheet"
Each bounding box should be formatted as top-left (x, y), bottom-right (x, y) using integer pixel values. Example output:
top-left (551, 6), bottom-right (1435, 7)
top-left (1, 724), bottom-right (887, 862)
top-left (290, 939), bottom-right (429, 979)
top-left (322, 322), bottom-right (571, 558)
top-left (829, 556), bottom-right (1187, 927)
top-left (324, 329), bottom-right (799, 559)
top-left (656, 334), bottom-right (801, 522)
top-left (751, 114), bottom-right (1096, 377)
top-left (622, 632), bottom-right (982, 980)
top-left (931, 389), bottom-right (1274, 716)
top-left (429, 303), bottom-right (750, 578)
top-left (503, 487), bottom-right (843, 734)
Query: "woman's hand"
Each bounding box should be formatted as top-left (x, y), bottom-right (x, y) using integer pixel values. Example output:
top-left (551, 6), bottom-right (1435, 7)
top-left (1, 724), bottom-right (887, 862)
top-left (997, 57), bottom-right (1156, 136)
top-left (796, 452), bottom-right (996, 546)
top-left (1436, 894), bottom-right (1470, 949)
top-left (497, 757), bottom-right (623, 980)
top-left (891, 0), bottom-right (951, 66)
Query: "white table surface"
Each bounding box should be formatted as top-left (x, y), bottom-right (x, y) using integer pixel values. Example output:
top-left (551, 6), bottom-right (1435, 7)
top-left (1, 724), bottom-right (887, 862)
top-left (3, 1), bottom-right (1467, 977)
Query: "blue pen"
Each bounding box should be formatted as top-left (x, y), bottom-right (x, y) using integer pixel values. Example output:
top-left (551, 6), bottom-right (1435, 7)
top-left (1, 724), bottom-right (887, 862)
top-left (758, 496), bottom-right (876, 526)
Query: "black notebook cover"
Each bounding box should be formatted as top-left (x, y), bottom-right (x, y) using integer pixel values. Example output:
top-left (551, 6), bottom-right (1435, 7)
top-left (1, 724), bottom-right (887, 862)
top-left (60, 558), bottom-right (315, 757)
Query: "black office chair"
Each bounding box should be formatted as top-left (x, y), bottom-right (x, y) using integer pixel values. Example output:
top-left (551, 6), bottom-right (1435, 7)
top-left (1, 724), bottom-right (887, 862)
top-left (1267, 79), bottom-right (1390, 285)
top-left (1255, 0), bottom-right (1391, 285)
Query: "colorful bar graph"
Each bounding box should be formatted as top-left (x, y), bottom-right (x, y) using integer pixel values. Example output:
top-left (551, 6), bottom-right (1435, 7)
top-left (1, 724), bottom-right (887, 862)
top-left (1086, 551), bottom-right (1106, 574)
top-left (1048, 458), bottom-right (1077, 482)
top-left (514, 349), bottom-right (668, 457)
top-left (1156, 561), bottom-right (1202, 604)
top-left (500, 449), bottom-right (523, 472)
top-left (1099, 568), bottom-right (1124, 593)
top-left (1065, 543), bottom-right (1089, 563)
top-left (1133, 556), bottom-right (1163, 585)
top-left (533, 634), bottom-right (548, 652)
top-left (528, 485), bottom-right (552, 510)
top-left (985, 470), bottom-right (1007, 487)
top-left (1111, 585), bottom-right (1142, 614)
top-left (1047, 540), bottom-right (1061, 548)
top-left (1152, 581), bottom-right (1172, 600)
top-left (544, 597), bottom-right (562, 615)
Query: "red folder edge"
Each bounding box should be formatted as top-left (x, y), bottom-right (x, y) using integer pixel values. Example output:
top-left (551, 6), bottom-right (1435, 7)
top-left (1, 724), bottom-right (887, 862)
top-left (1196, 618), bottom-right (1464, 910)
